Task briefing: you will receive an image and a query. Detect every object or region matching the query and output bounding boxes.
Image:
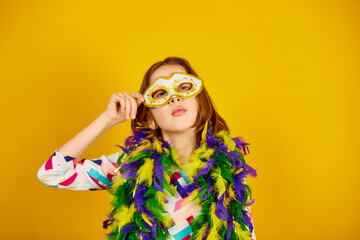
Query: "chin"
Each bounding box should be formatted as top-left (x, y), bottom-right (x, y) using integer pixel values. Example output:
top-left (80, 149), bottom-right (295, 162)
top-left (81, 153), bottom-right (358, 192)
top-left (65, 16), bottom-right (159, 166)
top-left (161, 122), bottom-right (196, 134)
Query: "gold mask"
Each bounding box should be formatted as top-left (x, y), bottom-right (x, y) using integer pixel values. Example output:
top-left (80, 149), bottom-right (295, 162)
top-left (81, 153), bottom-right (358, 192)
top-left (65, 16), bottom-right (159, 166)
top-left (143, 72), bottom-right (203, 108)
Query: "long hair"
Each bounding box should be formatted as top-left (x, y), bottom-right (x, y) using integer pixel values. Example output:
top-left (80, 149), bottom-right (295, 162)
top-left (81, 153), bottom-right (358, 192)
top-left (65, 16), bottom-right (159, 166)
top-left (131, 56), bottom-right (229, 144)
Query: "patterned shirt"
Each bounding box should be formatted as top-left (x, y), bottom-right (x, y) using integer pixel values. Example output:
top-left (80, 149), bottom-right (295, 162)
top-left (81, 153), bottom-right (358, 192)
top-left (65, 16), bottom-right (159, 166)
top-left (37, 149), bottom-right (256, 240)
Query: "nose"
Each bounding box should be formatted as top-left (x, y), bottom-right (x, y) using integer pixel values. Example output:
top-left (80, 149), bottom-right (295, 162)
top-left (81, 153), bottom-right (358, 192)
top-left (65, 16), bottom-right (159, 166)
top-left (168, 96), bottom-right (182, 104)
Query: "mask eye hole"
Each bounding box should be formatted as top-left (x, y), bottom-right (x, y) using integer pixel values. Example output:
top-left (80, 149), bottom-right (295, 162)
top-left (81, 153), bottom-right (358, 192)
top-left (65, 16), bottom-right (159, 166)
top-left (177, 82), bottom-right (193, 92)
top-left (151, 89), bottom-right (168, 99)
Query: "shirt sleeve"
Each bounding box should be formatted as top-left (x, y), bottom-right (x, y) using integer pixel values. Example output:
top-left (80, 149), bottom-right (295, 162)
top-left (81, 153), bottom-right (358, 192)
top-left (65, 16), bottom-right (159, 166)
top-left (37, 149), bottom-right (127, 191)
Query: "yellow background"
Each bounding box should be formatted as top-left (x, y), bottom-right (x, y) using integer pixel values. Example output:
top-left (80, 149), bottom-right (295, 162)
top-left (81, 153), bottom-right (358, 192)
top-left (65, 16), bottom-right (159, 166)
top-left (0, 0), bottom-right (359, 239)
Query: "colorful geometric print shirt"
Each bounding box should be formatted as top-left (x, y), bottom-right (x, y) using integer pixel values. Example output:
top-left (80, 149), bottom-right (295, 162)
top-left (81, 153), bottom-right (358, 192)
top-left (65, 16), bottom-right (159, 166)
top-left (37, 149), bottom-right (256, 240)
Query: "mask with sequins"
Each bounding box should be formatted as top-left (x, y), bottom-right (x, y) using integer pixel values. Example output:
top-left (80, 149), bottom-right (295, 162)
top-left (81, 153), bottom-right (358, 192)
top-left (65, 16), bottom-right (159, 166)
top-left (143, 72), bottom-right (203, 108)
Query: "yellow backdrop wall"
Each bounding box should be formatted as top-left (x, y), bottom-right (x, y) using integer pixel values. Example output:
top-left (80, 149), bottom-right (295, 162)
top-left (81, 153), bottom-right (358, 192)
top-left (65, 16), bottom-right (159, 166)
top-left (0, 0), bottom-right (359, 239)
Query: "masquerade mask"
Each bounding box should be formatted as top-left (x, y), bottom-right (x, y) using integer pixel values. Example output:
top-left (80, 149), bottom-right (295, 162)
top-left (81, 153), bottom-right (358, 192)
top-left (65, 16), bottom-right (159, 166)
top-left (143, 72), bottom-right (203, 108)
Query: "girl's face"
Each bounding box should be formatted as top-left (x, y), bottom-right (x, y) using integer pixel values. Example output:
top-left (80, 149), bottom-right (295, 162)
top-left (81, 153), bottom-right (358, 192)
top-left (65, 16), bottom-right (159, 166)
top-left (148, 64), bottom-right (198, 134)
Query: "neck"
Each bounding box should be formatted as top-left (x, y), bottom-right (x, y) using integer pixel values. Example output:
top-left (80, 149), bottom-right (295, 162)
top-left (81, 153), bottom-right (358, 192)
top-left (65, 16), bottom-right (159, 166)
top-left (161, 128), bottom-right (197, 165)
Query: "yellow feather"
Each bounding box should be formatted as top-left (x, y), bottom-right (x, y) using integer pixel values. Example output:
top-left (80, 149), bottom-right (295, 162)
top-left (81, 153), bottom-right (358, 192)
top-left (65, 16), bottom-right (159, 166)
top-left (217, 130), bottom-right (236, 151)
top-left (208, 202), bottom-right (223, 240)
top-left (155, 191), bottom-right (166, 208)
top-left (201, 121), bottom-right (209, 143)
top-left (153, 190), bottom-right (174, 228)
top-left (180, 139), bottom-right (215, 183)
top-left (210, 202), bottom-right (223, 230)
top-left (111, 176), bottom-right (127, 190)
top-left (193, 223), bottom-right (208, 240)
top-left (141, 213), bottom-right (153, 227)
top-left (161, 214), bottom-right (175, 229)
top-left (122, 140), bottom-right (152, 164)
top-left (211, 167), bottom-right (227, 198)
top-left (207, 227), bottom-right (220, 240)
top-left (164, 172), bottom-right (171, 183)
top-left (114, 140), bottom-right (151, 172)
top-left (171, 148), bottom-right (181, 165)
top-left (224, 185), bottom-right (236, 207)
top-left (137, 158), bottom-right (154, 186)
top-left (234, 221), bottom-right (252, 240)
top-left (200, 147), bottom-right (214, 160)
top-left (115, 204), bottom-right (136, 232)
top-left (180, 189), bottom-right (199, 207)
top-left (153, 138), bottom-right (163, 153)
top-left (234, 168), bottom-right (245, 176)
top-left (183, 144), bottom-right (208, 182)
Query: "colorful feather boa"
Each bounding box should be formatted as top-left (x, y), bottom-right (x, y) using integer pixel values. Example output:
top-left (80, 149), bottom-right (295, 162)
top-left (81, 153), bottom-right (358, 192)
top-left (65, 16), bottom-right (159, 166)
top-left (103, 124), bottom-right (257, 240)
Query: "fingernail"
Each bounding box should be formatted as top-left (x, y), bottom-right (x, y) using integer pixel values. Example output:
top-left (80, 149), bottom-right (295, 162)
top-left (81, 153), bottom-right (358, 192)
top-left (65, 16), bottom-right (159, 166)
top-left (132, 114), bottom-right (135, 119)
top-left (126, 115), bottom-right (129, 119)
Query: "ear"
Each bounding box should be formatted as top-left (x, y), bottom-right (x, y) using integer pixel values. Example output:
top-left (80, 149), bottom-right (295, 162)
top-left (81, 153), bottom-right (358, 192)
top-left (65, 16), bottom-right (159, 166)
top-left (145, 112), bottom-right (156, 129)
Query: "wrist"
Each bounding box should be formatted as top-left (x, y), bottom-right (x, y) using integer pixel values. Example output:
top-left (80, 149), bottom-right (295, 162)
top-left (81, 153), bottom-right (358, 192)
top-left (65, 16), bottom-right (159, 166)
top-left (98, 112), bottom-right (118, 129)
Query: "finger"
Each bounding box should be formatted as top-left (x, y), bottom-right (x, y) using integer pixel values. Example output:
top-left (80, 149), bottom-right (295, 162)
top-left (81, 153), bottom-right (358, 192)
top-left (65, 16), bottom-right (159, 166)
top-left (131, 97), bottom-right (138, 119)
top-left (111, 95), bottom-right (123, 115)
top-left (123, 92), bottom-right (137, 119)
top-left (109, 94), bottom-right (119, 112)
top-left (131, 92), bottom-right (145, 105)
top-left (131, 92), bottom-right (144, 101)
top-left (116, 93), bottom-right (127, 113)
top-left (124, 95), bottom-right (131, 120)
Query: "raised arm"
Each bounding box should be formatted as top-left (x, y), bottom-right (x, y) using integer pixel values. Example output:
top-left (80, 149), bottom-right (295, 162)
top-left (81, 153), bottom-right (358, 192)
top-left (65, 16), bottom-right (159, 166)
top-left (57, 91), bottom-right (144, 159)
top-left (37, 92), bottom-right (144, 190)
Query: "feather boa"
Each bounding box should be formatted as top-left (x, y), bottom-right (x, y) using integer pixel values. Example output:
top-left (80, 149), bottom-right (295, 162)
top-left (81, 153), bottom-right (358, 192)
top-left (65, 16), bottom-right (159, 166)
top-left (103, 124), bottom-right (257, 240)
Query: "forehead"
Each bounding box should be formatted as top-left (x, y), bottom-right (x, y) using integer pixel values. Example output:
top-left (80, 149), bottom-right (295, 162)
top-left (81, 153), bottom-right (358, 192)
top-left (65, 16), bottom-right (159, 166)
top-left (149, 64), bottom-right (187, 84)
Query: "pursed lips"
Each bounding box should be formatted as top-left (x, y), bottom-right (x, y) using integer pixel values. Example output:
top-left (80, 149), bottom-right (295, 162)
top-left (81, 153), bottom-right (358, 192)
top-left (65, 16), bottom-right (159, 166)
top-left (172, 106), bottom-right (187, 116)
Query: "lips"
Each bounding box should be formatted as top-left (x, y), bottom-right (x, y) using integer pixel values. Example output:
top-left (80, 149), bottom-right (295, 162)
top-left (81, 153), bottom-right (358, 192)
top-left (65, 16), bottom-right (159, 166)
top-left (172, 106), bottom-right (187, 116)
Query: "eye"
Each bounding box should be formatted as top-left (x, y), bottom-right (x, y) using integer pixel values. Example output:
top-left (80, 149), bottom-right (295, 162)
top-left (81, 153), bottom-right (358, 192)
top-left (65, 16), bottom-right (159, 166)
top-left (151, 89), bottom-right (168, 99)
top-left (177, 82), bottom-right (193, 92)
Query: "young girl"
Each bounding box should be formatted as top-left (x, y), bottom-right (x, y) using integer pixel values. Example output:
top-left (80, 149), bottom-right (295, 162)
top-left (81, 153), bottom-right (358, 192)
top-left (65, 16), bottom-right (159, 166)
top-left (37, 57), bottom-right (257, 240)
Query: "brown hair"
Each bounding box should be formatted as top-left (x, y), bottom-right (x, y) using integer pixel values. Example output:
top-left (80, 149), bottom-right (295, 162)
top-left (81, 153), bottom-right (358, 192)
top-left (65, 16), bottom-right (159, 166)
top-left (131, 56), bottom-right (229, 144)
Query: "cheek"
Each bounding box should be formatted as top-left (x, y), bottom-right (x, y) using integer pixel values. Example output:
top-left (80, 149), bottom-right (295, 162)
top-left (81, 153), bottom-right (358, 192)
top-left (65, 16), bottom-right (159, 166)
top-left (189, 98), bottom-right (199, 114)
top-left (150, 106), bottom-right (168, 121)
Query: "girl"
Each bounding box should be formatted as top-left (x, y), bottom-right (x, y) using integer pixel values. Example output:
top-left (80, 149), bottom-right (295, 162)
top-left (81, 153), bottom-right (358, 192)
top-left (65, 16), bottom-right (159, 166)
top-left (37, 57), bottom-right (257, 240)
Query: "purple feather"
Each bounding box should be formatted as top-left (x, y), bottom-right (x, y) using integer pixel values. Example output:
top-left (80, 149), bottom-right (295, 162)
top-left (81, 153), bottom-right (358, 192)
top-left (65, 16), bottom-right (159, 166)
top-left (134, 184), bottom-right (148, 212)
top-left (121, 223), bottom-right (136, 234)
top-left (123, 169), bottom-right (137, 179)
top-left (233, 137), bottom-right (250, 155)
top-left (162, 140), bottom-right (170, 149)
top-left (117, 145), bottom-right (133, 155)
top-left (153, 176), bottom-right (164, 192)
top-left (225, 221), bottom-right (233, 240)
top-left (151, 219), bottom-right (158, 238)
top-left (102, 219), bottom-right (112, 229)
top-left (242, 209), bottom-right (254, 233)
top-left (206, 130), bottom-right (217, 148)
top-left (246, 199), bottom-right (256, 206)
top-left (218, 142), bottom-right (229, 153)
top-left (244, 163), bottom-right (257, 178)
top-left (196, 157), bottom-right (216, 177)
top-left (154, 154), bottom-right (165, 186)
top-left (201, 224), bottom-right (210, 240)
top-left (121, 159), bottom-right (140, 171)
top-left (215, 194), bottom-right (230, 221)
top-left (182, 184), bottom-right (198, 194)
top-left (233, 173), bottom-right (247, 202)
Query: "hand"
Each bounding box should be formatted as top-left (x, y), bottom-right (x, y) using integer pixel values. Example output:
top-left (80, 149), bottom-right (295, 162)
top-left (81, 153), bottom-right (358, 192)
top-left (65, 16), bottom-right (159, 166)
top-left (103, 92), bottom-right (145, 124)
